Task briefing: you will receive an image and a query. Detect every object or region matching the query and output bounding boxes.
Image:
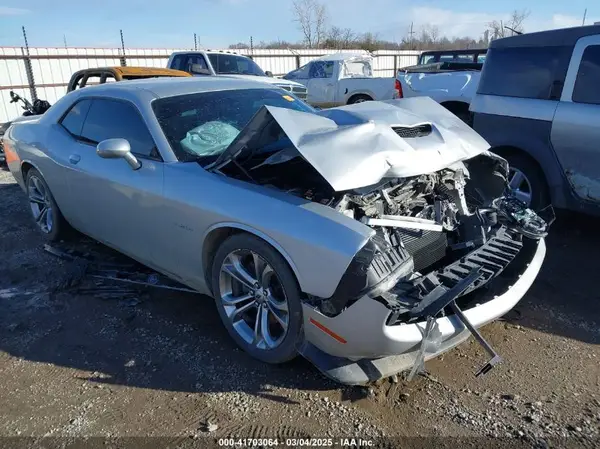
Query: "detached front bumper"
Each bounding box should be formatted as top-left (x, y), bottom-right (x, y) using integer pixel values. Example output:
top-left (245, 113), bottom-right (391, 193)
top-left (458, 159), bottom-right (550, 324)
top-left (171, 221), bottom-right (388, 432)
top-left (300, 238), bottom-right (546, 385)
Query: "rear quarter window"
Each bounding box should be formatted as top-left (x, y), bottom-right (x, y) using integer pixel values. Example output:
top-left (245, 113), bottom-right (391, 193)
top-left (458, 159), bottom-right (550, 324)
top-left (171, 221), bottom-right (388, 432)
top-left (60, 99), bottom-right (92, 137)
top-left (573, 45), bottom-right (600, 105)
top-left (477, 46), bottom-right (572, 100)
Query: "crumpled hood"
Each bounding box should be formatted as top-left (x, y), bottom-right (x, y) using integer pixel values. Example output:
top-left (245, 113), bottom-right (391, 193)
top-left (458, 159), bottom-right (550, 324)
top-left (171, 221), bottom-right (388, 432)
top-left (215, 96), bottom-right (491, 192)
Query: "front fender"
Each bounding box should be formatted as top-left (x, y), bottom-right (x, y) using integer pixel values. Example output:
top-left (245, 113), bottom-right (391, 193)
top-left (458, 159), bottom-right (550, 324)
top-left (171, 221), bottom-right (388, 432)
top-left (164, 163), bottom-right (374, 299)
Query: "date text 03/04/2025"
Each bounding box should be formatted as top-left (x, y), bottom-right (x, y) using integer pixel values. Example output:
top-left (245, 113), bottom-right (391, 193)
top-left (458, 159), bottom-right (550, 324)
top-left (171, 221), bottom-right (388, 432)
top-left (217, 438), bottom-right (374, 447)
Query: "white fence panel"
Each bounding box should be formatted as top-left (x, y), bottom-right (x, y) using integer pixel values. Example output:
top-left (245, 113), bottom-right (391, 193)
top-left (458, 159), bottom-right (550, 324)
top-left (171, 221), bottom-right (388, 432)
top-left (0, 46), bottom-right (421, 123)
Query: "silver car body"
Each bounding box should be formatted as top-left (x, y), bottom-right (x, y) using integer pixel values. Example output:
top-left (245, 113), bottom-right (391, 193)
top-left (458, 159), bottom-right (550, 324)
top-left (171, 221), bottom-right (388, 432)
top-left (5, 77), bottom-right (546, 384)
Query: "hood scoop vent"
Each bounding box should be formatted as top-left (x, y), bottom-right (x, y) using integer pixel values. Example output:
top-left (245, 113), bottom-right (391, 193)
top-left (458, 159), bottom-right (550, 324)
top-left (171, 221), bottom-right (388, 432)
top-left (392, 124), bottom-right (432, 138)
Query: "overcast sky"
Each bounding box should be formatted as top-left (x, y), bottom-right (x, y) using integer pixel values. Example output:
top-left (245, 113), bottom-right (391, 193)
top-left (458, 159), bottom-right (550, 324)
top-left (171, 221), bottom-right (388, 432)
top-left (0, 0), bottom-right (598, 49)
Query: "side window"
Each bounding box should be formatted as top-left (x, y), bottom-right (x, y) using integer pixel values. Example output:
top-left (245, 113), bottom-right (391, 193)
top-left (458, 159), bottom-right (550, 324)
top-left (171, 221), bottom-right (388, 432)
top-left (80, 99), bottom-right (158, 159)
top-left (478, 46), bottom-right (572, 100)
top-left (421, 55), bottom-right (436, 64)
top-left (288, 63), bottom-right (311, 79)
top-left (573, 45), bottom-right (600, 105)
top-left (309, 61), bottom-right (334, 79)
top-left (60, 100), bottom-right (93, 137)
top-left (171, 54), bottom-right (209, 73)
top-left (456, 54), bottom-right (475, 62)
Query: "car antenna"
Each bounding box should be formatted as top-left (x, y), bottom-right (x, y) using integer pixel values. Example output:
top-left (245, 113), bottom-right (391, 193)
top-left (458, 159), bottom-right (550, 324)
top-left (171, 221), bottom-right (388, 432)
top-left (503, 26), bottom-right (523, 35)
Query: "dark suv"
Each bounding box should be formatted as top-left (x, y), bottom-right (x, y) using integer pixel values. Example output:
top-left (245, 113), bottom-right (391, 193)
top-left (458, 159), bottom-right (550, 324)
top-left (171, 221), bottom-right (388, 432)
top-left (471, 25), bottom-right (600, 215)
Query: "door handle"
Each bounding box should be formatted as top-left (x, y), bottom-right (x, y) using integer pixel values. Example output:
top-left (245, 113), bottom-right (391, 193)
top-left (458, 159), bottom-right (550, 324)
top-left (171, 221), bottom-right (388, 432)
top-left (69, 154), bottom-right (81, 165)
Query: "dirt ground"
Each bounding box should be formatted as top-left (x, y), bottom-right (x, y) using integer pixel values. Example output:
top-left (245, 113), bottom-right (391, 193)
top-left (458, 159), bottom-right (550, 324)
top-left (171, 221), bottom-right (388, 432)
top-left (0, 166), bottom-right (599, 449)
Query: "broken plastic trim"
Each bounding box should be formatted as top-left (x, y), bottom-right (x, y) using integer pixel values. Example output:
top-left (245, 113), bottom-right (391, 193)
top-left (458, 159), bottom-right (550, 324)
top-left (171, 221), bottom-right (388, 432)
top-left (43, 243), bottom-right (198, 294)
top-left (404, 268), bottom-right (504, 380)
top-left (494, 195), bottom-right (550, 240)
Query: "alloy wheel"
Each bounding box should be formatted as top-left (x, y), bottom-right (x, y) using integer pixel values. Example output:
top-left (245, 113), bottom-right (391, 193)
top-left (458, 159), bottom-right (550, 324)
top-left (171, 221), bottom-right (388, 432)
top-left (218, 249), bottom-right (290, 350)
top-left (508, 167), bottom-right (533, 207)
top-left (27, 175), bottom-right (53, 234)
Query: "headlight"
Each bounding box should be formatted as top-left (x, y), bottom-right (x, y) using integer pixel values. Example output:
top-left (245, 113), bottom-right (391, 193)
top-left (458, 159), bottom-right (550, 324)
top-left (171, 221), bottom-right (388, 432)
top-left (318, 235), bottom-right (413, 316)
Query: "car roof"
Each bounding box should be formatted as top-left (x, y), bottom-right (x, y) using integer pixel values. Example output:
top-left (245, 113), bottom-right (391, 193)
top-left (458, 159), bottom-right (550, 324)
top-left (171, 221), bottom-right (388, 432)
top-left (170, 50), bottom-right (250, 58)
top-left (75, 76), bottom-right (277, 99)
top-left (71, 66), bottom-right (191, 77)
top-left (112, 66), bottom-right (191, 77)
top-left (313, 52), bottom-right (369, 62)
top-left (491, 25), bottom-right (600, 48)
top-left (420, 49), bottom-right (487, 55)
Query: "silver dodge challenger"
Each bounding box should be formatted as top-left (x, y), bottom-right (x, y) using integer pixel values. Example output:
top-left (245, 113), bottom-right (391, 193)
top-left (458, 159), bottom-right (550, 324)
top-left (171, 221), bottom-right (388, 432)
top-left (3, 77), bottom-right (549, 385)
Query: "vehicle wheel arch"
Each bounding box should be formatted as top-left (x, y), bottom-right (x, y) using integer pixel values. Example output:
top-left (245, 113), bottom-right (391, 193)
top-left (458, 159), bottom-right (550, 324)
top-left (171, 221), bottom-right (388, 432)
top-left (440, 101), bottom-right (472, 124)
top-left (202, 223), bottom-right (303, 297)
top-left (20, 160), bottom-right (38, 180)
top-left (492, 146), bottom-right (547, 181)
top-left (347, 93), bottom-right (373, 104)
top-left (491, 145), bottom-right (551, 208)
top-left (440, 100), bottom-right (470, 114)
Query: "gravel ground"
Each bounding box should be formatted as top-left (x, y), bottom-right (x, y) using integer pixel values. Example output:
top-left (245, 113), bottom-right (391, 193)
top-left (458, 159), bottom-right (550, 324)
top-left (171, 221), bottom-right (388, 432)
top-left (0, 167), bottom-right (599, 448)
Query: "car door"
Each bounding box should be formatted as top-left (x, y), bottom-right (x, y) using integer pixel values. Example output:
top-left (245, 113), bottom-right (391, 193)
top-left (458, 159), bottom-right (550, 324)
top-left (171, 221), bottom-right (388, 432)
top-left (306, 61), bottom-right (336, 107)
top-left (551, 35), bottom-right (600, 204)
top-left (62, 97), bottom-right (164, 264)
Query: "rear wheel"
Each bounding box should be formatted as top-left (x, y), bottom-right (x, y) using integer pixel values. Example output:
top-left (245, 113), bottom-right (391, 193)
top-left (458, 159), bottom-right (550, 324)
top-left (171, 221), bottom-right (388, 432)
top-left (348, 94), bottom-right (372, 104)
top-left (211, 233), bottom-right (303, 364)
top-left (26, 168), bottom-right (69, 241)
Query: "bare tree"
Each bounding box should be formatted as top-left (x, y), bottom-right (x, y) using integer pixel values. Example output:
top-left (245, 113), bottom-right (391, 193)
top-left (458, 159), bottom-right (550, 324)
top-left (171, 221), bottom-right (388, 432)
top-left (508, 9), bottom-right (530, 34)
top-left (324, 26), bottom-right (356, 49)
top-left (429, 25), bottom-right (440, 44)
top-left (488, 9), bottom-right (530, 40)
top-left (292, 0), bottom-right (329, 48)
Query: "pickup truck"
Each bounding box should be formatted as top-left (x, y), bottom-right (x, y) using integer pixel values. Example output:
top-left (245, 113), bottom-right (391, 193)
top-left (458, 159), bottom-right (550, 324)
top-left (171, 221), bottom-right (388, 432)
top-left (282, 53), bottom-right (397, 108)
top-left (395, 61), bottom-right (483, 123)
top-left (471, 24), bottom-right (600, 215)
top-left (167, 50), bottom-right (308, 101)
top-left (416, 48), bottom-right (487, 65)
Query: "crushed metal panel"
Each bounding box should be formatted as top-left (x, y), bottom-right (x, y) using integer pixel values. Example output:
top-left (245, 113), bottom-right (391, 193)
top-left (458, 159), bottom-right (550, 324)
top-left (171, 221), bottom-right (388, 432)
top-left (566, 169), bottom-right (600, 202)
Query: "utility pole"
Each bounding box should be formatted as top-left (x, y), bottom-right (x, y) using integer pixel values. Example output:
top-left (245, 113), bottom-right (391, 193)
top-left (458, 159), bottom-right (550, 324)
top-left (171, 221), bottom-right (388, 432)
top-left (194, 33), bottom-right (197, 50)
top-left (408, 22), bottom-right (415, 50)
top-left (119, 29), bottom-right (126, 67)
top-left (63, 34), bottom-right (68, 48)
top-left (582, 9), bottom-right (587, 26)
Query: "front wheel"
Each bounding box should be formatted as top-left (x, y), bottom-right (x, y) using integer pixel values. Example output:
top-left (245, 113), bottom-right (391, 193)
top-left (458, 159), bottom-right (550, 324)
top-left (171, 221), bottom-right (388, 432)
top-left (211, 233), bottom-right (304, 364)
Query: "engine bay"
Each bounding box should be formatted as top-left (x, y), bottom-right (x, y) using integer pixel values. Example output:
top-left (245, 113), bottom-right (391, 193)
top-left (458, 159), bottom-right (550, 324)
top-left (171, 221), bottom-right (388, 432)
top-left (220, 148), bottom-right (551, 318)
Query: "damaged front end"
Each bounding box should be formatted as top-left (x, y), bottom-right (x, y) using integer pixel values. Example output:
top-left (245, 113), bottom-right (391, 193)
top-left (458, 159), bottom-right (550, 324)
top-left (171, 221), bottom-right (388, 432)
top-left (210, 97), bottom-right (551, 385)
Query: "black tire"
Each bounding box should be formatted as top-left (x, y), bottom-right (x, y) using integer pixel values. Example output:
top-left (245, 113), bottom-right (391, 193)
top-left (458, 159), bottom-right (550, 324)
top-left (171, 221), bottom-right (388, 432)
top-left (348, 94), bottom-right (372, 104)
top-left (501, 152), bottom-right (550, 211)
top-left (25, 168), bottom-right (70, 241)
top-left (211, 233), bottom-right (303, 364)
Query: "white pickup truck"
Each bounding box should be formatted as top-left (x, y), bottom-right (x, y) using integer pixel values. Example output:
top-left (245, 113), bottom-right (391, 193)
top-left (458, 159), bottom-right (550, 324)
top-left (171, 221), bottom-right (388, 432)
top-left (282, 53), bottom-right (397, 108)
top-left (167, 50), bottom-right (308, 101)
top-left (396, 62), bottom-right (482, 123)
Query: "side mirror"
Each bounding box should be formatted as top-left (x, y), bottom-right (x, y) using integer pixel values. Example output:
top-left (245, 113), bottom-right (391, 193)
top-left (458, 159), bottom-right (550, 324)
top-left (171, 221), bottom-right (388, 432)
top-left (96, 138), bottom-right (141, 170)
top-left (265, 71), bottom-right (273, 77)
